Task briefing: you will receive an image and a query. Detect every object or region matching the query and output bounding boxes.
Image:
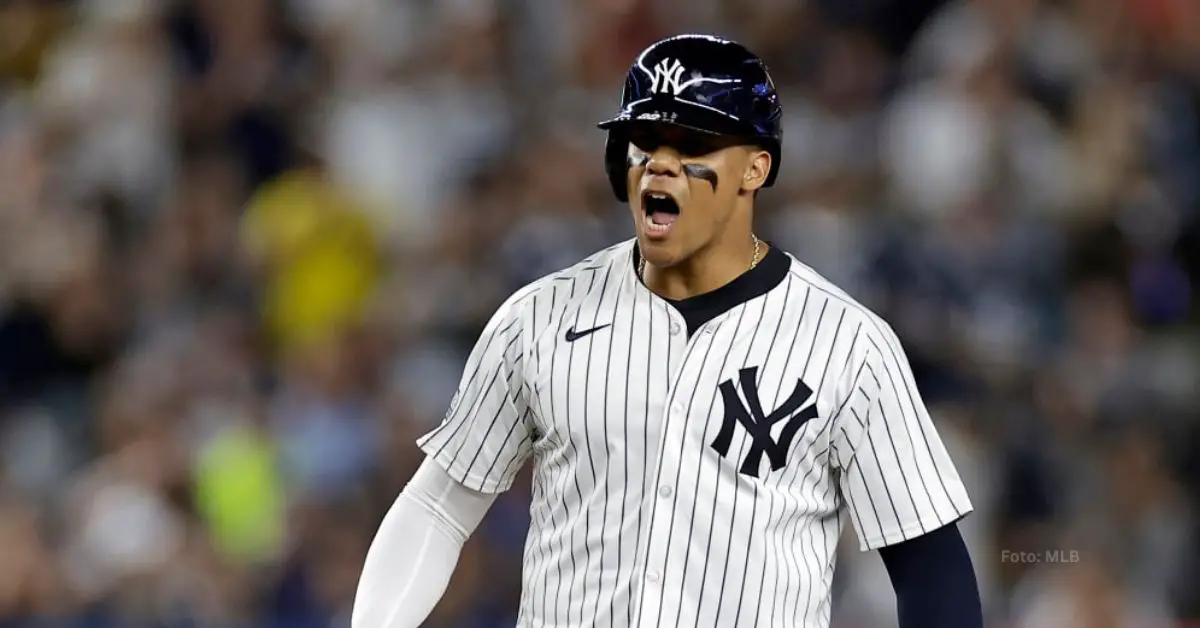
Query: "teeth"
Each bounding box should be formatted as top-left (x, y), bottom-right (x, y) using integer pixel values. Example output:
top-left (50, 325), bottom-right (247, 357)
top-left (648, 192), bottom-right (669, 200)
top-left (644, 214), bottom-right (674, 235)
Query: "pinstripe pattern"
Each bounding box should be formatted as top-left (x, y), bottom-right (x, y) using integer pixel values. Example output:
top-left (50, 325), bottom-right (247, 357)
top-left (417, 239), bottom-right (972, 627)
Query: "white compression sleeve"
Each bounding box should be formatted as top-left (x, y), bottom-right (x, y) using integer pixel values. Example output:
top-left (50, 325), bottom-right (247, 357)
top-left (351, 458), bottom-right (498, 628)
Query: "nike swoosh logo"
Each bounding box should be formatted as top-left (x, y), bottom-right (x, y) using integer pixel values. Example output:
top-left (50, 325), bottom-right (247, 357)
top-left (565, 324), bottom-right (612, 342)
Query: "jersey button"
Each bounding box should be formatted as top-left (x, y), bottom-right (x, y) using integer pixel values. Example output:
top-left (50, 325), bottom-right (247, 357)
top-left (669, 322), bottom-right (682, 335)
top-left (658, 485), bottom-right (672, 499)
top-left (647, 571), bottom-right (660, 584)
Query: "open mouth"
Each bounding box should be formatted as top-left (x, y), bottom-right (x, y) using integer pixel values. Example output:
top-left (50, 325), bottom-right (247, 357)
top-left (642, 192), bottom-right (680, 237)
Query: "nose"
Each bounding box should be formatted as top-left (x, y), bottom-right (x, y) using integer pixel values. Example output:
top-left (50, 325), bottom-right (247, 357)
top-left (644, 147), bottom-right (682, 178)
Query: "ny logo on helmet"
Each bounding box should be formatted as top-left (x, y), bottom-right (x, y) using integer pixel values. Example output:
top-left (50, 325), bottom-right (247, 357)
top-left (650, 58), bottom-right (687, 95)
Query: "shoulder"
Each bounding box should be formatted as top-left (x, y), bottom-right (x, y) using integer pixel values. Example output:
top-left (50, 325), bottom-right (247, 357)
top-left (777, 249), bottom-right (905, 364)
top-left (541, 239), bottom-right (633, 289)
top-left (491, 239), bottom-right (634, 326)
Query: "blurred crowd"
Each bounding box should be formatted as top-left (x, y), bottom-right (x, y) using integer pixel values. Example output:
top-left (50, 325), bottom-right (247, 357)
top-left (0, 0), bottom-right (1197, 626)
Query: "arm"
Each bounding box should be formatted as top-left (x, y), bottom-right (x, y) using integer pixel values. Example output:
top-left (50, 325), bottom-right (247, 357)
top-left (351, 459), bottom-right (497, 628)
top-left (415, 288), bottom-right (537, 494)
top-left (353, 289), bottom-right (537, 626)
top-left (878, 522), bottom-right (983, 628)
top-left (831, 320), bottom-right (980, 627)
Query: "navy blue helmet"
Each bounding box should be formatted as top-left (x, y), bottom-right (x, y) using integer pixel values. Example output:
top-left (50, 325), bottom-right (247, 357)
top-left (597, 34), bottom-right (784, 202)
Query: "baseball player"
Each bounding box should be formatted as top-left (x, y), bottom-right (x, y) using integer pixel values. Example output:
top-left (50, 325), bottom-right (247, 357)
top-left (352, 34), bottom-right (982, 628)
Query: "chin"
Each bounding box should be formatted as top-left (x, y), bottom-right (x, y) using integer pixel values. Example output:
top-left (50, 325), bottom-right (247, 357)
top-left (636, 233), bottom-right (687, 267)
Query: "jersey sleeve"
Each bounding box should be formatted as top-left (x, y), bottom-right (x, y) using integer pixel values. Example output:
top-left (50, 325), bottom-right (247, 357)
top-left (831, 320), bottom-right (973, 551)
top-left (416, 292), bottom-right (535, 494)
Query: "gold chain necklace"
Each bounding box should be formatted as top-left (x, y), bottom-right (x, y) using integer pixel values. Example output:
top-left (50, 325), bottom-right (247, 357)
top-left (639, 234), bottom-right (761, 278)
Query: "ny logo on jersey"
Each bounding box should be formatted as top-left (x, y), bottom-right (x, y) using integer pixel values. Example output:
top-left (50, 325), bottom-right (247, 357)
top-left (711, 367), bottom-right (820, 478)
top-left (649, 58), bottom-right (687, 95)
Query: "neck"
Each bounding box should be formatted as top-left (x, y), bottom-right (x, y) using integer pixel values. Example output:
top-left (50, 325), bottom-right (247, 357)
top-left (643, 231), bottom-right (763, 300)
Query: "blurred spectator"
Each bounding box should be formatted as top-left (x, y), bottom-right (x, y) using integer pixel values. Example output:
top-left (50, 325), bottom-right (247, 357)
top-left (240, 151), bottom-right (381, 355)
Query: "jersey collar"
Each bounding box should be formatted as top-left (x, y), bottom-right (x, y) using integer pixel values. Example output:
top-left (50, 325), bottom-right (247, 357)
top-left (630, 239), bottom-right (790, 330)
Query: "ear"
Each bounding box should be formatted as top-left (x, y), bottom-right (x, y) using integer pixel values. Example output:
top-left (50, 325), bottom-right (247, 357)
top-left (740, 149), bottom-right (771, 193)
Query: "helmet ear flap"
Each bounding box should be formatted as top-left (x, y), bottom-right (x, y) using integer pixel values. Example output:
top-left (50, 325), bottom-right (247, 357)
top-left (604, 132), bottom-right (629, 203)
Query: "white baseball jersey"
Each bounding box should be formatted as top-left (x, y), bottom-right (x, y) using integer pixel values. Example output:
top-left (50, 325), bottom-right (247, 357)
top-left (417, 239), bottom-right (972, 628)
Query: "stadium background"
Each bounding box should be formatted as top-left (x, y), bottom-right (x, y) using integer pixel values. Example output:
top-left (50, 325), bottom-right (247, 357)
top-left (0, 0), bottom-right (1198, 626)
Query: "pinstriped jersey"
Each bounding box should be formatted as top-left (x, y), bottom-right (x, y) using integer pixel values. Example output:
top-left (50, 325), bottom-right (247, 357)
top-left (417, 239), bottom-right (972, 628)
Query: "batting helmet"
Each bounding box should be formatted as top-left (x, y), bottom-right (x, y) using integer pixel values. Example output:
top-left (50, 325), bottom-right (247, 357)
top-left (597, 34), bottom-right (784, 203)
